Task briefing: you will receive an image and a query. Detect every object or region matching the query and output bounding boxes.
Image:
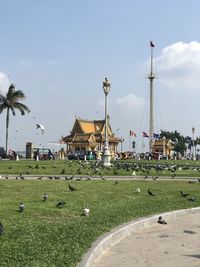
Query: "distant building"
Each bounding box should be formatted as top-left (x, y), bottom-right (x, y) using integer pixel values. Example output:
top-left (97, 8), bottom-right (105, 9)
top-left (26, 142), bottom-right (34, 159)
top-left (62, 117), bottom-right (121, 155)
top-left (152, 138), bottom-right (174, 157)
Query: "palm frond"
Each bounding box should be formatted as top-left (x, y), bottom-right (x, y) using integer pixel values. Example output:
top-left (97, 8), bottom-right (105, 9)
top-left (6, 84), bottom-right (16, 99)
top-left (12, 90), bottom-right (26, 100)
top-left (10, 106), bottom-right (16, 116)
top-left (13, 102), bottom-right (30, 115)
top-left (0, 102), bottom-right (7, 113)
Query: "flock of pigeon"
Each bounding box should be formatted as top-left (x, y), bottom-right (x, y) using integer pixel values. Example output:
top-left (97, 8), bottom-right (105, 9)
top-left (6, 183), bottom-right (194, 236)
top-left (17, 184), bottom-right (90, 215)
top-left (3, 178), bottom-right (192, 237)
top-left (0, 160), bottom-right (199, 237)
top-left (0, 183), bottom-right (90, 236)
top-left (2, 158), bottom-right (200, 180)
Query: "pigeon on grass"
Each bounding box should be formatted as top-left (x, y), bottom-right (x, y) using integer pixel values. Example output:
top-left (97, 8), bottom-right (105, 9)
top-left (0, 222), bottom-right (4, 235)
top-left (82, 207), bottom-right (90, 216)
top-left (180, 190), bottom-right (190, 197)
top-left (148, 189), bottom-right (156, 196)
top-left (56, 201), bottom-right (65, 208)
top-left (19, 202), bottom-right (25, 213)
top-left (68, 184), bottom-right (77, 191)
top-left (43, 193), bottom-right (48, 201)
top-left (134, 188), bottom-right (141, 193)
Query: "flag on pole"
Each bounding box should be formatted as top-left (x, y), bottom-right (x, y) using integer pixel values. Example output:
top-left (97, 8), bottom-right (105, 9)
top-left (185, 136), bottom-right (192, 141)
top-left (142, 131), bottom-right (149, 138)
top-left (153, 133), bottom-right (160, 139)
top-left (129, 130), bottom-right (136, 137)
top-left (150, 41), bottom-right (155, 47)
top-left (188, 142), bottom-right (192, 150)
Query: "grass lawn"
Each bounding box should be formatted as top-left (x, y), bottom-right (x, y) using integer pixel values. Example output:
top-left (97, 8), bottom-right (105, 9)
top-left (0, 179), bottom-right (199, 266)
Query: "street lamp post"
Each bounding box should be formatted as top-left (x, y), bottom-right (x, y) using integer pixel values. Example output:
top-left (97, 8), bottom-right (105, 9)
top-left (162, 136), bottom-right (166, 156)
top-left (192, 127), bottom-right (195, 160)
top-left (121, 138), bottom-right (124, 153)
top-left (102, 78), bottom-right (111, 166)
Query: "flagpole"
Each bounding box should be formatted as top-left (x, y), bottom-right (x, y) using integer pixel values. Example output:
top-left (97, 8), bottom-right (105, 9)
top-left (129, 134), bottom-right (130, 151)
top-left (148, 41), bottom-right (155, 153)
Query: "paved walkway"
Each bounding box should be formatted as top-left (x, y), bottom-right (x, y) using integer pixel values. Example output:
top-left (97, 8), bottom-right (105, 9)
top-left (93, 212), bottom-right (200, 267)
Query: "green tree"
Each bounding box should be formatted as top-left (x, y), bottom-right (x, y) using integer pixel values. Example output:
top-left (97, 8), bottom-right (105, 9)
top-left (0, 84), bottom-right (30, 155)
top-left (160, 130), bottom-right (187, 155)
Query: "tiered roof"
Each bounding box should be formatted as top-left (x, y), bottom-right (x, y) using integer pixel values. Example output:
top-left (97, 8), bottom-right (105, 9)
top-left (63, 117), bottom-right (120, 143)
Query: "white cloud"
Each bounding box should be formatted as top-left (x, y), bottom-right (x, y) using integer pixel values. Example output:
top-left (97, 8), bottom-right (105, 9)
top-left (117, 93), bottom-right (145, 110)
top-left (0, 72), bottom-right (10, 96)
top-left (155, 41), bottom-right (200, 92)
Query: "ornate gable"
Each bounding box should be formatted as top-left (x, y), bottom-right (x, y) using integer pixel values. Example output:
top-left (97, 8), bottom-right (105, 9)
top-left (71, 119), bottom-right (83, 135)
top-left (94, 120), bottom-right (104, 134)
top-left (88, 134), bottom-right (96, 143)
top-left (101, 123), bottom-right (113, 136)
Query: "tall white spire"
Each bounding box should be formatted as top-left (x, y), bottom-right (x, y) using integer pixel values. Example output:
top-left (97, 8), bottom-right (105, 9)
top-left (148, 41), bottom-right (155, 152)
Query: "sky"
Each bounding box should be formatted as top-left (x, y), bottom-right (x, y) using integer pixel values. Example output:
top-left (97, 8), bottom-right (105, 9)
top-left (0, 0), bottom-right (200, 153)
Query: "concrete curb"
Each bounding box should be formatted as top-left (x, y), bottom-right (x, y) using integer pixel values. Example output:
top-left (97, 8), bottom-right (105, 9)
top-left (76, 206), bottom-right (200, 267)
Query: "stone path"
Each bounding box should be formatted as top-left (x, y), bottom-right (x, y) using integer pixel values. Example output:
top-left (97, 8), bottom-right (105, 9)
top-left (93, 212), bottom-right (200, 267)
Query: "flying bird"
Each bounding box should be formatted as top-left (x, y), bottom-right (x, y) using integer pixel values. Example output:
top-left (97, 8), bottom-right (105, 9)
top-left (157, 216), bottom-right (167, 224)
top-left (36, 124), bottom-right (45, 134)
top-left (68, 184), bottom-right (77, 191)
top-left (19, 202), bottom-right (25, 212)
top-left (82, 207), bottom-right (90, 216)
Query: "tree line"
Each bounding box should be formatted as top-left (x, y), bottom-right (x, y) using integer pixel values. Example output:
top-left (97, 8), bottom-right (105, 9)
top-left (160, 130), bottom-right (200, 155)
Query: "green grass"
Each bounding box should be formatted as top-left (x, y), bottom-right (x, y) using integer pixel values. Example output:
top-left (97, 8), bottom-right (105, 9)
top-left (0, 179), bottom-right (199, 266)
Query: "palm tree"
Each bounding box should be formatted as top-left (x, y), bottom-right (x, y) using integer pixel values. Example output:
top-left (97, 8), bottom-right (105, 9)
top-left (0, 83), bottom-right (30, 155)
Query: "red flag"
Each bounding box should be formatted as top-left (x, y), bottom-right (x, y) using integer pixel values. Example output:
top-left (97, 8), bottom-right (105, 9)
top-left (130, 130), bottom-right (136, 137)
top-left (150, 41), bottom-right (155, 47)
top-left (142, 131), bottom-right (149, 138)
